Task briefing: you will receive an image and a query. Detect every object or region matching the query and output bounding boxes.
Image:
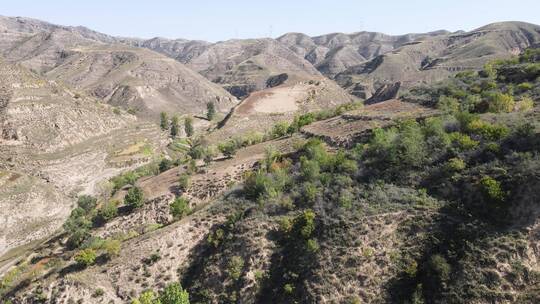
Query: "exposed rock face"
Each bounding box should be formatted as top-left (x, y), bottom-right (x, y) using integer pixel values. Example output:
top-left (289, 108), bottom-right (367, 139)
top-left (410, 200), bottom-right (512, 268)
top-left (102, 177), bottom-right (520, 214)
top-left (266, 73), bottom-right (289, 88)
top-left (335, 22), bottom-right (540, 98)
top-left (365, 82), bottom-right (401, 104)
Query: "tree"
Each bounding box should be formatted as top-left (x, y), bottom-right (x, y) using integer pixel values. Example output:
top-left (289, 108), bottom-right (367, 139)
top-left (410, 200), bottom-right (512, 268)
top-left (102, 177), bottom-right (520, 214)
top-left (159, 283), bottom-right (190, 304)
top-left (160, 112), bottom-right (169, 130)
top-left (92, 200), bottom-right (118, 226)
top-left (77, 195), bottom-right (97, 212)
top-left (170, 197), bottom-right (190, 219)
top-left (74, 248), bottom-right (97, 267)
top-left (125, 186), bottom-right (144, 209)
top-left (184, 117), bottom-right (194, 137)
top-left (206, 102), bottom-right (216, 121)
top-left (170, 115), bottom-right (179, 137)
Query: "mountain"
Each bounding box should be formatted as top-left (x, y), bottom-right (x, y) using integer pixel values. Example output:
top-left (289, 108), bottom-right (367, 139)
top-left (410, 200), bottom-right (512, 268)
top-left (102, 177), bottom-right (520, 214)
top-left (277, 30), bottom-right (450, 77)
top-left (0, 16), bottom-right (237, 119)
top-left (335, 21), bottom-right (540, 99)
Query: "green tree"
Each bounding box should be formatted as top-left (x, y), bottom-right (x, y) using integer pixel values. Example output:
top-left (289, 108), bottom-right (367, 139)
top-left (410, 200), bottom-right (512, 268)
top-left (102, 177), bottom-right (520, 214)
top-left (184, 116), bottom-right (194, 137)
top-left (170, 115), bottom-right (180, 137)
top-left (125, 186), bottom-right (144, 209)
top-left (159, 283), bottom-right (190, 304)
top-left (227, 256), bottom-right (245, 281)
top-left (206, 102), bottom-right (216, 121)
top-left (160, 112), bottom-right (169, 130)
top-left (170, 197), bottom-right (190, 219)
top-left (77, 195), bottom-right (97, 212)
top-left (92, 200), bottom-right (118, 226)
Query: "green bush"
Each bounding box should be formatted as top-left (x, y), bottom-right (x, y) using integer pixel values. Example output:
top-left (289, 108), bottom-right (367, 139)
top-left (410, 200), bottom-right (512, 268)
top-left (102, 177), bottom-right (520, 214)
top-left (479, 176), bottom-right (505, 202)
top-left (445, 158), bottom-right (466, 172)
top-left (178, 173), bottom-right (191, 191)
top-left (426, 254), bottom-right (451, 286)
top-left (170, 197), bottom-right (190, 219)
top-left (159, 283), bottom-right (190, 304)
top-left (218, 140), bottom-right (238, 158)
top-left (125, 186), bottom-right (144, 209)
top-left (467, 119), bottom-right (509, 141)
top-left (160, 112), bottom-right (169, 130)
top-left (74, 248), bottom-right (97, 267)
top-left (170, 115), bottom-right (179, 137)
top-left (159, 158), bottom-right (173, 173)
top-left (271, 121), bottom-right (290, 138)
top-left (516, 97), bottom-right (534, 112)
top-left (184, 116), bottom-right (194, 137)
top-left (207, 102), bottom-right (216, 121)
top-left (77, 195), bottom-right (97, 212)
top-left (449, 132), bottom-right (479, 151)
top-left (93, 200), bottom-right (118, 225)
top-left (485, 92), bottom-right (515, 113)
top-left (227, 256), bottom-right (245, 281)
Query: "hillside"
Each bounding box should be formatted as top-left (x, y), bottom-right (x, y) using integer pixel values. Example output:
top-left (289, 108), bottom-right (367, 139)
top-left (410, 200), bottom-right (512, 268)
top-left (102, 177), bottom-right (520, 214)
top-left (0, 16), bottom-right (237, 119)
top-left (2, 46), bottom-right (539, 304)
top-left (335, 22), bottom-right (540, 99)
top-left (277, 30), bottom-right (449, 77)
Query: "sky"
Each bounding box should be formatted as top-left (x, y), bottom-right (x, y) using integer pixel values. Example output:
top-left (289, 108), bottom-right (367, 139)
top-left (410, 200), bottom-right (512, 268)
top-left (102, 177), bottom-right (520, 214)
top-left (2, 0), bottom-right (540, 42)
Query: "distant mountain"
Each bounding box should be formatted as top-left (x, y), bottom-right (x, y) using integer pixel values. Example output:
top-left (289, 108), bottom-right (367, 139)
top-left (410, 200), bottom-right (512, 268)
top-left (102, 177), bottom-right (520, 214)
top-left (0, 16), bottom-right (237, 118)
top-left (277, 30), bottom-right (450, 77)
top-left (335, 21), bottom-right (540, 99)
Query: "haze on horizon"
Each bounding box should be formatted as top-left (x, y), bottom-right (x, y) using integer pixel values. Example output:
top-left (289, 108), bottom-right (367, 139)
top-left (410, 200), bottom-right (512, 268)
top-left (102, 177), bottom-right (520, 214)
top-left (2, 0), bottom-right (540, 42)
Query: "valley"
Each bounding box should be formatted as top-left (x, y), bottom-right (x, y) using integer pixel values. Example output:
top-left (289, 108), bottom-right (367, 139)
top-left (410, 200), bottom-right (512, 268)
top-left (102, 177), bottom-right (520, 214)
top-left (0, 13), bottom-right (539, 304)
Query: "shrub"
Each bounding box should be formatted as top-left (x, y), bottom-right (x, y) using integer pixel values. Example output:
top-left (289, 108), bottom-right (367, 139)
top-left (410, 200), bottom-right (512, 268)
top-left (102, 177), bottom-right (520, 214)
top-left (271, 121), bottom-right (290, 138)
top-left (479, 176), bottom-right (505, 202)
top-left (437, 96), bottom-right (459, 113)
top-left (125, 186), bottom-right (144, 209)
top-left (283, 283), bottom-right (294, 294)
top-left (102, 239), bottom-right (121, 258)
top-left (218, 140), bottom-right (237, 158)
top-left (486, 92), bottom-right (515, 113)
top-left (207, 102), bottom-right (216, 121)
top-left (170, 197), bottom-right (190, 219)
top-left (516, 97), bottom-right (534, 112)
top-left (160, 112), bottom-right (169, 130)
top-left (178, 173), bottom-right (191, 191)
top-left (445, 158), bottom-right (466, 172)
top-left (159, 283), bottom-right (190, 304)
top-left (74, 249), bottom-right (97, 267)
top-left (159, 158), bottom-right (173, 173)
top-left (184, 117), bottom-right (194, 137)
top-left (449, 132), bottom-right (479, 151)
top-left (467, 120), bottom-right (509, 141)
top-left (170, 115), bottom-right (179, 137)
top-left (227, 256), bottom-right (245, 281)
top-left (306, 239), bottom-right (319, 253)
top-left (517, 82), bottom-right (533, 92)
top-left (132, 290), bottom-right (158, 304)
top-left (426, 254), bottom-right (451, 286)
top-left (77, 195), bottom-right (97, 212)
top-left (92, 288), bottom-right (104, 298)
top-left (93, 200), bottom-right (118, 225)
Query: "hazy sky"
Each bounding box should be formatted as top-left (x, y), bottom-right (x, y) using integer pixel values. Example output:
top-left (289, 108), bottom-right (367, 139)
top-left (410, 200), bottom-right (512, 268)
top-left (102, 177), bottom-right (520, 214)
top-left (2, 0), bottom-right (540, 42)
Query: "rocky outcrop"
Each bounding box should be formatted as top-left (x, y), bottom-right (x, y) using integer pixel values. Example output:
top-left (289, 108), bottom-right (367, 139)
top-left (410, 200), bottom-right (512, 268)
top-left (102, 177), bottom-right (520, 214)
top-left (365, 82), bottom-right (401, 104)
